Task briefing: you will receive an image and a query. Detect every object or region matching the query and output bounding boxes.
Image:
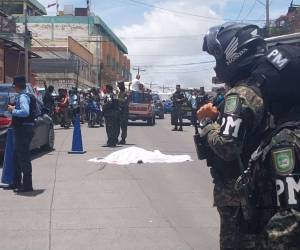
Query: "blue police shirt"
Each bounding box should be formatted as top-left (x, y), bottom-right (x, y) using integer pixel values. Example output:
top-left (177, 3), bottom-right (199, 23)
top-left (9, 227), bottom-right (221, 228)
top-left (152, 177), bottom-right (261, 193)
top-left (12, 90), bottom-right (31, 122)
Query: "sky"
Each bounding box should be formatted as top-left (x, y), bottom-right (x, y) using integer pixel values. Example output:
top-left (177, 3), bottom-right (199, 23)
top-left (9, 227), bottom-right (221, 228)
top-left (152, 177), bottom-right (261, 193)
top-left (39, 0), bottom-right (295, 90)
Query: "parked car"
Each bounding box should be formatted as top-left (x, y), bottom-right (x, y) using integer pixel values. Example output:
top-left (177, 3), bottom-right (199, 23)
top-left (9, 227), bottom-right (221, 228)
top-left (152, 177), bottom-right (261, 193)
top-left (151, 93), bottom-right (164, 119)
top-left (163, 99), bottom-right (173, 113)
top-left (128, 91), bottom-right (156, 126)
top-left (171, 89), bottom-right (193, 125)
top-left (0, 83), bottom-right (55, 154)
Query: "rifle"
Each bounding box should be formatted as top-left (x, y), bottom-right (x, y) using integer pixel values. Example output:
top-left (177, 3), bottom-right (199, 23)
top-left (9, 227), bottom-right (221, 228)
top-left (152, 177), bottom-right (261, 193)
top-left (235, 149), bottom-right (263, 222)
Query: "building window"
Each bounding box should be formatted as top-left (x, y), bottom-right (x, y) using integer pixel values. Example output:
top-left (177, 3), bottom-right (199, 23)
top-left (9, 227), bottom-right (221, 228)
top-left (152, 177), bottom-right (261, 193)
top-left (107, 55), bottom-right (111, 67)
top-left (112, 59), bottom-right (116, 70)
top-left (0, 3), bottom-right (24, 15)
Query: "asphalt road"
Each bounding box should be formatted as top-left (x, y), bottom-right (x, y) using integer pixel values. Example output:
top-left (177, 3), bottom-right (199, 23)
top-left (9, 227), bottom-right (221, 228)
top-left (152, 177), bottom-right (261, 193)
top-left (0, 115), bottom-right (219, 250)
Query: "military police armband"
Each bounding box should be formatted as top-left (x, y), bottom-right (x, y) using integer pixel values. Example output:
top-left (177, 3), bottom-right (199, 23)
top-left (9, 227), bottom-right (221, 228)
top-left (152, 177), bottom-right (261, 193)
top-left (272, 147), bottom-right (300, 209)
top-left (266, 48), bottom-right (290, 71)
top-left (220, 95), bottom-right (244, 139)
top-left (272, 147), bottom-right (295, 176)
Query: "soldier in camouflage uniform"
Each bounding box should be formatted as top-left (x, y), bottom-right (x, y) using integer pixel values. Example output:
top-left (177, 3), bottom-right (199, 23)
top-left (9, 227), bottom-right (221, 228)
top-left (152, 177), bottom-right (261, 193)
top-left (103, 84), bottom-right (120, 147)
top-left (117, 81), bottom-right (129, 145)
top-left (171, 85), bottom-right (185, 131)
top-left (199, 23), bottom-right (269, 249)
top-left (246, 119), bottom-right (300, 250)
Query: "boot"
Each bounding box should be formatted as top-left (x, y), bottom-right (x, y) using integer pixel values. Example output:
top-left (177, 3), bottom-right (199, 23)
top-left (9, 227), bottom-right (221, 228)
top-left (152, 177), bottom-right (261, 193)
top-left (22, 174), bottom-right (33, 191)
top-left (14, 186), bottom-right (33, 193)
top-left (119, 139), bottom-right (126, 145)
top-left (172, 126), bottom-right (178, 131)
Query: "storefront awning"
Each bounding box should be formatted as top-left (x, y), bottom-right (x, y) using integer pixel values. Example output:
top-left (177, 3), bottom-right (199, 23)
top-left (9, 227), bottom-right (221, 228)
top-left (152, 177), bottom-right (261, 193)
top-left (0, 36), bottom-right (40, 58)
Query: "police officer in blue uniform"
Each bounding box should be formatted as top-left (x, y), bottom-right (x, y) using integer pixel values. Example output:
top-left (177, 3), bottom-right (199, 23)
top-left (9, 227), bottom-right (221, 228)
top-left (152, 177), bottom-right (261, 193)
top-left (7, 76), bottom-right (35, 193)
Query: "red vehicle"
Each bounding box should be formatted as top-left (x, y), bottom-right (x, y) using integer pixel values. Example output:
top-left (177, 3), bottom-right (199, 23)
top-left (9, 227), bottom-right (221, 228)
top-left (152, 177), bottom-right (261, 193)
top-left (128, 91), bottom-right (156, 126)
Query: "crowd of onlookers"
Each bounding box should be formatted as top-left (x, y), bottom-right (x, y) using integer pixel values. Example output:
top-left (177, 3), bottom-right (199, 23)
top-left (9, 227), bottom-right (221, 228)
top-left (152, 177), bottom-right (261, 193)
top-left (42, 84), bottom-right (105, 128)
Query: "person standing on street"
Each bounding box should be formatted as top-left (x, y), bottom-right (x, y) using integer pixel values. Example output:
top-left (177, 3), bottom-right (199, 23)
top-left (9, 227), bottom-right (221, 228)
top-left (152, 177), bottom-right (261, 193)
top-left (197, 87), bottom-right (208, 109)
top-left (189, 90), bottom-right (199, 126)
top-left (91, 87), bottom-right (104, 127)
top-left (7, 76), bottom-right (36, 193)
top-left (117, 81), bottom-right (129, 145)
top-left (43, 83), bottom-right (55, 116)
top-left (103, 84), bottom-right (120, 147)
top-left (198, 23), bottom-right (268, 249)
top-left (171, 84), bottom-right (185, 131)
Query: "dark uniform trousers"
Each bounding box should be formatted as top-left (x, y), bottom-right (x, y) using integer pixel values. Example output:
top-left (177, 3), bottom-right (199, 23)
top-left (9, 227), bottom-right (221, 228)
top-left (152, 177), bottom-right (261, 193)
top-left (13, 125), bottom-right (34, 189)
top-left (173, 105), bottom-right (183, 128)
top-left (105, 112), bottom-right (120, 146)
top-left (119, 112), bottom-right (128, 141)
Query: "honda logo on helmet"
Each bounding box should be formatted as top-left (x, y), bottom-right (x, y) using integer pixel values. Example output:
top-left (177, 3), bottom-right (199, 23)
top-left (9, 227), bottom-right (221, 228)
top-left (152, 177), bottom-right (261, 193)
top-left (224, 37), bottom-right (248, 65)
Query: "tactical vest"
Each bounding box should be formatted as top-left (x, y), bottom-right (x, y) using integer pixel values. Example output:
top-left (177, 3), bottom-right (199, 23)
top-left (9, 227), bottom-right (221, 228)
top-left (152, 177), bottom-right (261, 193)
top-left (103, 94), bottom-right (119, 116)
top-left (118, 91), bottom-right (129, 112)
top-left (12, 93), bottom-right (37, 128)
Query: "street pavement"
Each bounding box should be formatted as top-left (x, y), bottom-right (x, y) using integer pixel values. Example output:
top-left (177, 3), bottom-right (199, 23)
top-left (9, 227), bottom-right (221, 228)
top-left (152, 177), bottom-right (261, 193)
top-left (0, 115), bottom-right (219, 250)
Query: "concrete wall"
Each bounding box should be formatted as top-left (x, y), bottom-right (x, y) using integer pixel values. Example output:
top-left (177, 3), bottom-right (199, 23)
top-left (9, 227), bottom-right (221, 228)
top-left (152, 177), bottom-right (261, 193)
top-left (34, 72), bottom-right (94, 89)
top-left (68, 36), bottom-right (93, 65)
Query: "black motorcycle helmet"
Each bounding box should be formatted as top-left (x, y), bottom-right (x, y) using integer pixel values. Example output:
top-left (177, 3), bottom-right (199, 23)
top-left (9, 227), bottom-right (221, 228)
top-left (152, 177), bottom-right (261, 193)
top-left (203, 22), bottom-right (266, 86)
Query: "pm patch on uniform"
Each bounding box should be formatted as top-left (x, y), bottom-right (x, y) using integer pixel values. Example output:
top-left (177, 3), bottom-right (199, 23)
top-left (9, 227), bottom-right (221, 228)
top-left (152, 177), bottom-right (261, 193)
top-left (272, 148), bottom-right (295, 176)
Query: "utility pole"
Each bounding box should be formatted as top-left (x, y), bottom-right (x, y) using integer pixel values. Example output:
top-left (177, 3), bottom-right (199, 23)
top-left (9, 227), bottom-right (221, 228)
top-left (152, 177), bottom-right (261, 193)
top-left (87, 0), bottom-right (90, 16)
top-left (132, 66), bottom-right (146, 78)
top-left (76, 58), bottom-right (80, 89)
top-left (96, 37), bottom-right (100, 87)
top-left (266, 0), bottom-right (270, 37)
top-left (24, 0), bottom-right (29, 82)
top-left (149, 82), bottom-right (157, 90)
top-left (56, 0), bottom-right (59, 16)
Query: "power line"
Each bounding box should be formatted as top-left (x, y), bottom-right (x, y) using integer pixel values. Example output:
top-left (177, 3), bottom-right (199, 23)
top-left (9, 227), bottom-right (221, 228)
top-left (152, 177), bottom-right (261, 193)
top-left (132, 61), bottom-right (215, 68)
top-left (143, 68), bottom-right (212, 74)
top-left (123, 0), bottom-right (271, 22)
top-left (119, 35), bottom-right (204, 40)
top-left (32, 38), bottom-right (66, 60)
top-left (129, 54), bottom-right (207, 57)
top-left (243, 0), bottom-right (257, 21)
top-left (235, 0), bottom-right (246, 21)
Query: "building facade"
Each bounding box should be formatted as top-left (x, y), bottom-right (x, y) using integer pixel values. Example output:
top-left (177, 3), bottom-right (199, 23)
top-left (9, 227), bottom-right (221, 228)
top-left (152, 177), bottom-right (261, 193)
top-left (0, 0), bottom-right (46, 16)
top-left (16, 9), bottom-right (131, 87)
top-left (270, 2), bottom-right (300, 36)
top-left (32, 36), bottom-right (96, 89)
top-left (0, 10), bottom-right (40, 83)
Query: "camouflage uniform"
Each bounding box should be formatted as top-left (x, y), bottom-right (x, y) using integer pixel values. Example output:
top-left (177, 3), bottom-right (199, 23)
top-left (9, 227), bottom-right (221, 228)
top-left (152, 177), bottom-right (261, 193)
top-left (118, 90), bottom-right (129, 142)
top-left (253, 126), bottom-right (300, 250)
top-left (171, 91), bottom-right (185, 129)
top-left (201, 84), bottom-right (266, 249)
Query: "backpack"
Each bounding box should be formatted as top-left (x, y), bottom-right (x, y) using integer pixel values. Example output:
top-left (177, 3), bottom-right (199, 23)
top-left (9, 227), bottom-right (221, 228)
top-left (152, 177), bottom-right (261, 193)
top-left (251, 44), bottom-right (300, 116)
top-left (26, 93), bottom-right (40, 119)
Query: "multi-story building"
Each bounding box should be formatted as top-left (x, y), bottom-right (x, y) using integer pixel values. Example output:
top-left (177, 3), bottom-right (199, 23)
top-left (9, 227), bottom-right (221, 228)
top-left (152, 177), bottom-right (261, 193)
top-left (31, 36), bottom-right (96, 89)
top-left (0, 3), bottom-right (42, 83)
top-left (270, 2), bottom-right (300, 36)
top-left (0, 0), bottom-right (46, 16)
top-left (16, 5), bottom-right (131, 87)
